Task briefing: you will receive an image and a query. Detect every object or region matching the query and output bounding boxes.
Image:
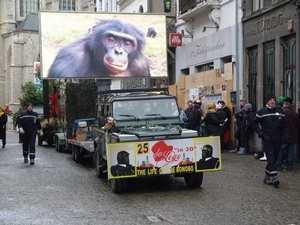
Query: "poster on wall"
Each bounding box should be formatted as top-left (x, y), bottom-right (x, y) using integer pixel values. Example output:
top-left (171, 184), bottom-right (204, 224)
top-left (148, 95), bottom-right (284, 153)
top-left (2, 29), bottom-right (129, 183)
top-left (203, 94), bottom-right (223, 110)
top-left (189, 88), bottom-right (199, 100)
top-left (107, 136), bottom-right (221, 179)
top-left (39, 12), bottom-right (167, 79)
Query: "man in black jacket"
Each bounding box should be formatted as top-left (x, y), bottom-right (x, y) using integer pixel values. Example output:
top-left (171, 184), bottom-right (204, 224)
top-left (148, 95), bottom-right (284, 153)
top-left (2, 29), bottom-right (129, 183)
top-left (253, 93), bottom-right (288, 187)
top-left (197, 144), bottom-right (220, 170)
top-left (233, 98), bottom-right (247, 153)
top-left (19, 103), bottom-right (43, 165)
top-left (184, 100), bottom-right (194, 129)
top-left (111, 151), bottom-right (135, 176)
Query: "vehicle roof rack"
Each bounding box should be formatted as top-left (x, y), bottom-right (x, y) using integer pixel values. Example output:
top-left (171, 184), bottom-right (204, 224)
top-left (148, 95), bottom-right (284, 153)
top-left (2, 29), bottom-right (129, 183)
top-left (97, 87), bottom-right (169, 101)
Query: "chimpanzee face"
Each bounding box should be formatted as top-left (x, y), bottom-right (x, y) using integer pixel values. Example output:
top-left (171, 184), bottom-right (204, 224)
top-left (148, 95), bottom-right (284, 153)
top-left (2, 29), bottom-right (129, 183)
top-left (101, 31), bottom-right (138, 74)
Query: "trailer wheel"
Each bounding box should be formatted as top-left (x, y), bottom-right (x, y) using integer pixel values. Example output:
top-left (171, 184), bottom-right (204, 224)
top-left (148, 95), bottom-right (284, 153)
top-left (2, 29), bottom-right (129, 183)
top-left (38, 135), bottom-right (43, 146)
top-left (74, 146), bottom-right (83, 163)
top-left (95, 150), bottom-right (107, 178)
top-left (71, 145), bottom-right (76, 161)
top-left (184, 172), bottom-right (203, 188)
top-left (110, 178), bottom-right (129, 193)
top-left (55, 137), bottom-right (63, 152)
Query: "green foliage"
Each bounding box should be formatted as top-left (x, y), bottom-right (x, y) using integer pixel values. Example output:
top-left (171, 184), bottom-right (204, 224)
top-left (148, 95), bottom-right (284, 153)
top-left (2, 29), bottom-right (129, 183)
top-left (49, 79), bottom-right (61, 94)
top-left (19, 81), bottom-right (43, 107)
top-left (65, 80), bottom-right (97, 138)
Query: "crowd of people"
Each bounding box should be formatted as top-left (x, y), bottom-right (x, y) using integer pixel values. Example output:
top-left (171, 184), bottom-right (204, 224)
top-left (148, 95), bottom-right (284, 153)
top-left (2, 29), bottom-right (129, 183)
top-left (183, 93), bottom-right (299, 188)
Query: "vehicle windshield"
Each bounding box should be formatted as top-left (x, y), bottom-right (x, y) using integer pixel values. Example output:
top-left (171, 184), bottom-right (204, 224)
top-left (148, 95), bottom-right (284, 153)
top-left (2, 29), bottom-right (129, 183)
top-left (112, 98), bottom-right (179, 120)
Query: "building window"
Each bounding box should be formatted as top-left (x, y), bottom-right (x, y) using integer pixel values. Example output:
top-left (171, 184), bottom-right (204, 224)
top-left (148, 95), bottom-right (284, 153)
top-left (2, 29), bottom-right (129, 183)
top-left (59, 0), bottom-right (76, 11)
top-left (263, 42), bottom-right (275, 103)
top-left (20, 0), bottom-right (39, 17)
top-left (196, 63), bottom-right (214, 72)
top-left (282, 37), bottom-right (296, 100)
top-left (253, 0), bottom-right (263, 12)
top-left (247, 47), bottom-right (258, 110)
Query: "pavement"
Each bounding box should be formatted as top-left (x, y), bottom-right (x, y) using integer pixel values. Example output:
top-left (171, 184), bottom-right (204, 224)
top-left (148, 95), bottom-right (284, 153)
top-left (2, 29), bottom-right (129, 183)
top-left (1, 130), bottom-right (300, 225)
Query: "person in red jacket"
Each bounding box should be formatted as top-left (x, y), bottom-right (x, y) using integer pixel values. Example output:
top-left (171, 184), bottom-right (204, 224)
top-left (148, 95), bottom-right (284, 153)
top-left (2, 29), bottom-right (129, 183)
top-left (276, 97), bottom-right (300, 171)
top-left (49, 87), bottom-right (58, 118)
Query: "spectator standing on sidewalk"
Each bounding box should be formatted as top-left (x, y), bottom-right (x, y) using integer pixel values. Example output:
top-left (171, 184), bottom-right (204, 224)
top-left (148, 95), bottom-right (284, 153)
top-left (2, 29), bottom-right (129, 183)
top-left (217, 100), bottom-right (231, 150)
top-left (216, 102), bottom-right (227, 152)
top-left (276, 97), bottom-right (299, 171)
top-left (184, 100), bottom-right (194, 129)
top-left (191, 100), bottom-right (203, 136)
top-left (18, 103), bottom-right (43, 165)
top-left (277, 96), bottom-right (285, 108)
top-left (0, 106), bottom-right (8, 148)
top-left (236, 103), bottom-right (255, 155)
top-left (253, 93), bottom-right (288, 187)
top-left (203, 102), bottom-right (227, 151)
top-left (233, 98), bottom-right (248, 153)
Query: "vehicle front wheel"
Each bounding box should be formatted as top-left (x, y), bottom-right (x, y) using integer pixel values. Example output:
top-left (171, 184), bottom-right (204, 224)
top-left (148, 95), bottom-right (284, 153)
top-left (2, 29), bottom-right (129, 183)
top-left (184, 172), bottom-right (203, 188)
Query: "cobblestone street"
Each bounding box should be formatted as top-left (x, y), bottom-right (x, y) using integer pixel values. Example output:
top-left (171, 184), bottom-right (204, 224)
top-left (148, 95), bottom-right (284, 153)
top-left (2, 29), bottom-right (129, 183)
top-left (1, 130), bottom-right (300, 225)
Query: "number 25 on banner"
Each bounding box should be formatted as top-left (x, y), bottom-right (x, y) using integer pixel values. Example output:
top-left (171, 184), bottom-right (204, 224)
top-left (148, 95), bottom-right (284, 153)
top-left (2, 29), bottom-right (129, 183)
top-left (136, 142), bottom-right (149, 154)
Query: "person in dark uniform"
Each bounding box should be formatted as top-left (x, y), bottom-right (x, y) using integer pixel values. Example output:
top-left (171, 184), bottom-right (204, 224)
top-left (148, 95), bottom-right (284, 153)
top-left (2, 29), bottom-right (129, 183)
top-left (16, 107), bottom-right (27, 143)
top-left (197, 144), bottom-right (220, 170)
top-left (0, 106), bottom-right (8, 148)
top-left (111, 151), bottom-right (135, 176)
top-left (19, 103), bottom-right (43, 165)
top-left (233, 98), bottom-right (248, 152)
top-left (253, 93), bottom-right (288, 187)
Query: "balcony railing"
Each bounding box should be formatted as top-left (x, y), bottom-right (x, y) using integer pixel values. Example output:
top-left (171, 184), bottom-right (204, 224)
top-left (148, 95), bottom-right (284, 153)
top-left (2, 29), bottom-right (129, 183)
top-left (180, 0), bottom-right (206, 14)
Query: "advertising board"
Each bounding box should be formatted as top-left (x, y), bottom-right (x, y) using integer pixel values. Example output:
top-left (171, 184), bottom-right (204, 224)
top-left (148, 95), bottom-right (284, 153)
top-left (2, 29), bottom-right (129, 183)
top-left (39, 12), bottom-right (167, 79)
top-left (107, 136), bottom-right (221, 179)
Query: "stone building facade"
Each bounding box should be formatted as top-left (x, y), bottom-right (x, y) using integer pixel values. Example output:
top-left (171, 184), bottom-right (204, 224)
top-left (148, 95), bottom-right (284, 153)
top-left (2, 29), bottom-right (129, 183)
top-left (0, 0), bottom-right (95, 129)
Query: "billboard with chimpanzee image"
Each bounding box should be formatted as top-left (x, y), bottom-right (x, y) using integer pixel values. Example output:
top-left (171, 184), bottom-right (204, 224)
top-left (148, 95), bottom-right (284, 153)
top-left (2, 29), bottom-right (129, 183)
top-left (39, 12), bottom-right (167, 79)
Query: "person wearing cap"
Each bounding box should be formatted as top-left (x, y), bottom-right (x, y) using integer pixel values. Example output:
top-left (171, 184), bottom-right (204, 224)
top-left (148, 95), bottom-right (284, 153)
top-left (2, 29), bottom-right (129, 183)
top-left (236, 103), bottom-right (255, 155)
top-left (233, 98), bottom-right (248, 153)
top-left (203, 102), bottom-right (227, 152)
top-left (18, 103), bottom-right (43, 165)
top-left (276, 97), bottom-right (299, 171)
top-left (277, 96), bottom-right (285, 108)
top-left (253, 93), bottom-right (288, 187)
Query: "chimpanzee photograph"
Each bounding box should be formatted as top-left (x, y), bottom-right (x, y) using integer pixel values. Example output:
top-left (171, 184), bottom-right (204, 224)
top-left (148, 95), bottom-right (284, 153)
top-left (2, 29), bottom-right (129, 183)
top-left (146, 27), bottom-right (157, 38)
top-left (48, 19), bottom-right (151, 78)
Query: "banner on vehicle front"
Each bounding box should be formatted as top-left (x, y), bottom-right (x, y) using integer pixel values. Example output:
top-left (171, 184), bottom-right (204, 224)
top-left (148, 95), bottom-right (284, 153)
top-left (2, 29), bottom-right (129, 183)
top-left (107, 136), bottom-right (221, 179)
